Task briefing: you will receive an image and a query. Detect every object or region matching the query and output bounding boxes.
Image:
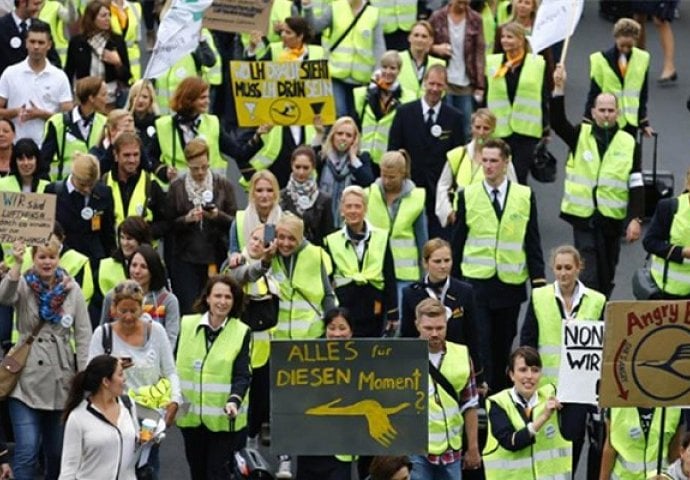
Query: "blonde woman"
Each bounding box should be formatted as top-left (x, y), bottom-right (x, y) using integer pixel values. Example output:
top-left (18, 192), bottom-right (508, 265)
top-left (126, 79), bottom-right (160, 156)
top-left (90, 108), bottom-right (136, 173)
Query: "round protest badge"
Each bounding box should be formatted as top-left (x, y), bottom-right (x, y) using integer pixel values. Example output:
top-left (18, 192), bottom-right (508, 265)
top-left (274, 271), bottom-right (285, 282)
top-left (202, 190), bottom-right (213, 204)
top-left (297, 195), bottom-right (311, 210)
top-left (10, 37), bottom-right (21, 49)
top-left (544, 424), bottom-right (556, 439)
top-left (81, 206), bottom-right (94, 220)
top-left (135, 204), bottom-right (144, 215)
top-left (583, 150), bottom-right (593, 162)
top-left (430, 125), bottom-right (442, 138)
top-left (176, 67), bottom-right (187, 79)
top-left (146, 125), bottom-right (156, 138)
top-left (60, 314), bottom-right (73, 329)
top-left (628, 426), bottom-right (642, 439)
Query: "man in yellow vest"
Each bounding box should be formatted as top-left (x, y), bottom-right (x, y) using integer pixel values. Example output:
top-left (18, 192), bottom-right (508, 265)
top-left (452, 138), bottom-right (545, 391)
top-left (103, 131), bottom-right (167, 238)
top-left (585, 17), bottom-right (652, 139)
top-left (413, 297), bottom-right (481, 480)
top-left (552, 64), bottom-right (643, 298)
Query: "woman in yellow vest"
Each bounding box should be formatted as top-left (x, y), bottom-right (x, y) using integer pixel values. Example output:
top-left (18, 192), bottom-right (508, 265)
top-left (323, 185), bottom-right (398, 337)
top-left (247, 16), bottom-right (322, 62)
top-left (175, 275), bottom-right (251, 480)
top-left (109, 0), bottom-right (142, 81)
top-left (483, 346), bottom-right (572, 480)
top-left (366, 150), bottom-right (427, 312)
top-left (227, 223), bottom-right (278, 452)
top-left (435, 108), bottom-right (518, 228)
top-left (126, 79), bottom-right (160, 158)
top-left (485, 22), bottom-right (549, 184)
top-left (398, 21), bottom-right (445, 99)
top-left (520, 245), bottom-right (606, 475)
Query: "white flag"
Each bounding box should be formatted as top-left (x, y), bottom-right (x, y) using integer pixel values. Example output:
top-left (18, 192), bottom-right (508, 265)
top-left (527, 0), bottom-right (584, 54)
top-left (143, 0), bottom-right (213, 79)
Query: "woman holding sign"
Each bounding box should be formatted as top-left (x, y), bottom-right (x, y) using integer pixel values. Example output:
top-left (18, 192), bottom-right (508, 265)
top-left (520, 244), bottom-right (606, 474)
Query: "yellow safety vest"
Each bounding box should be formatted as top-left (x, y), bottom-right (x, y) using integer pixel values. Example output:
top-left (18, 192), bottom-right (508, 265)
top-left (270, 243), bottom-right (327, 339)
top-left (154, 113), bottom-right (224, 174)
top-left (428, 342), bottom-right (471, 455)
top-left (589, 48), bottom-right (649, 128)
top-left (325, 226), bottom-right (388, 290)
top-left (243, 275), bottom-right (275, 369)
top-left (370, 0), bottom-right (416, 34)
top-left (651, 194), bottom-right (690, 296)
top-left (445, 145), bottom-right (485, 210)
top-left (324, 0), bottom-right (380, 84)
top-left (397, 51), bottom-right (445, 99)
top-left (461, 182), bottom-right (531, 284)
top-left (495, 0), bottom-right (511, 26)
top-left (176, 314), bottom-right (250, 432)
top-left (38, 1), bottom-right (70, 65)
top-left (560, 123), bottom-right (635, 221)
top-left (531, 284), bottom-right (605, 385)
top-left (484, 385), bottom-right (572, 480)
top-left (60, 249), bottom-right (95, 304)
top-left (110, 1), bottom-right (142, 81)
top-left (98, 257), bottom-right (128, 296)
top-left (366, 185), bottom-right (424, 281)
top-left (486, 53), bottom-right (544, 139)
top-left (610, 407), bottom-right (681, 480)
top-left (44, 111), bottom-right (107, 181)
top-left (481, 2), bottom-right (496, 54)
top-left (104, 171), bottom-right (153, 229)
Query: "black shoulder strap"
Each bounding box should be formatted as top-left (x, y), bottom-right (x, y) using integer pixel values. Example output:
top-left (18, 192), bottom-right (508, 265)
top-left (102, 322), bottom-right (113, 355)
top-left (58, 112), bottom-right (70, 180)
top-left (329, 2), bottom-right (370, 53)
top-left (429, 361), bottom-right (462, 408)
top-left (120, 393), bottom-right (132, 410)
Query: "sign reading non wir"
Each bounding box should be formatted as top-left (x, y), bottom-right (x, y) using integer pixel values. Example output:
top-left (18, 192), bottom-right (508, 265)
top-left (0, 192), bottom-right (56, 246)
top-left (230, 60), bottom-right (336, 127)
top-left (270, 339), bottom-right (428, 455)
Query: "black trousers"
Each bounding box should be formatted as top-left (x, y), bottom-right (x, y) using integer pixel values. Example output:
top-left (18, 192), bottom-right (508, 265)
top-left (180, 426), bottom-right (245, 480)
top-left (169, 259), bottom-right (210, 315)
top-left (573, 225), bottom-right (621, 298)
top-left (505, 134), bottom-right (540, 185)
top-left (248, 363), bottom-right (270, 438)
top-left (475, 303), bottom-right (522, 391)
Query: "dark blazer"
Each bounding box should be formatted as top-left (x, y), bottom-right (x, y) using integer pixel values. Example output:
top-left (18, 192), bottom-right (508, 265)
top-left (64, 33), bottom-right (131, 84)
top-left (388, 100), bottom-right (464, 215)
top-left (0, 14), bottom-right (61, 76)
top-left (44, 180), bottom-right (116, 266)
top-left (451, 181), bottom-right (545, 308)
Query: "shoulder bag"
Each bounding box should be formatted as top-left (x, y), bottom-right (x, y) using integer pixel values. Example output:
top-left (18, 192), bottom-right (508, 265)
top-left (0, 321), bottom-right (46, 399)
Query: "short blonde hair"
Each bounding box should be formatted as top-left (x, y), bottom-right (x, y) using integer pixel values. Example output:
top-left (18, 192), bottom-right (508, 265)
top-left (380, 50), bottom-right (402, 69)
top-left (613, 18), bottom-right (641, 39)
top-left (415, 297), bottom-right (447, 322)
top-left (112, 279), bottom-right (144, 305)
top-left (31, 233), bottom-right (62, 258)
top-left (72, 153), bottom-right (100, 183)
top-left (380, 150), bottom-right (410, 179)
top-left (471, 108), bottom-right (497, 132)
top-left (276, 212), bottom-right (304, 245)
top-left (184, 137), bottom-right (209, 162)
top-left (341, 185), bottom-right (368, 207)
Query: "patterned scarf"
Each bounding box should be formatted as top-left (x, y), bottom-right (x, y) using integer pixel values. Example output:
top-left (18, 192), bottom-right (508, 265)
top-left (24, 267), bottom-right (71, 324)
top-left (285, 175), bottom-right (319, 216)
top-left (184, 169), bottom-right (213, 207)
top-left (319, 151), bottom-right (353, 227)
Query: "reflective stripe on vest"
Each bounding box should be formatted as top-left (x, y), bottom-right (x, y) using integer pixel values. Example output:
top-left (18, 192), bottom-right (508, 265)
top-left (46, 112), bottom-right (107, 181)
top-left (397, 52), bottom-right (445, 100)
top-left (105, 171), bottom-right (153, 228)
top-left (176, 314), bottom-right (250, 432)
top-left (428, 342), bottom-right (470, 454)
top-left (110, 2), bottom-right (142, 81)
top-left (651, 194), bottom-right (690, 296)
top-left (155, 114), bottom-right (224, 174)
top-left (325, 227), bottom-right (388, 289)
top-left (271, 243), bottom-right (326, 339)
top-left (486, 53), bottom-right (544, 139)
top-left (370, 0), bottom-right (416, 33)
top-left (461, 182), bottom-right (530, 284)
top-left (324, 0), bottom-right (379, 84)
top-left (589, 48), bottom-right (649, 128)
top-left (481, 3), bottom-right (496, 53)
top-left (60, 249), bottom-right (95, 303)
top-left (484, 384), bottom-right (572, 480)
top-left (609, 407), bottom-right (681, 480)
top-left (366, 186), bottom-right (424, 281)
top-left (98, 257), bottom-right (127, 296)
top-left (532, 285), bottom-right (605, 386)
top-left (560, 123), bottom-right (634, 220)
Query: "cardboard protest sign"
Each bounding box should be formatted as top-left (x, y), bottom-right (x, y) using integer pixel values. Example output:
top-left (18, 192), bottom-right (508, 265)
top-left (230, 60), bottom-right (336, 127)
top-left (601, 300), bottom-right (690, 407)
top-left (203, 0), bottom-right (273, 35)
top-left (557, 320), bottom-right (604, 405)
top-left (0, 192), bottom-right (55, 246)
top-left (271, 339), bottom-right (428, 455)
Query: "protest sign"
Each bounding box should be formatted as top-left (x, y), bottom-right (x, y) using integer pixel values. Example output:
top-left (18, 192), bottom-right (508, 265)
top-left (0, 192), bottom-right (55, 246)
top-left (528, 0), bottom-right (583, 55)
top-left (203, 0), bottom-right (273, 34)
top-left (601, 300), bottom-right (690, 407)
top-left (556, 320), bottom-right (604, 405)
top-left (230, 60), bottom-right (336, 127)
top-left (270, 339), bottom-right (428, 455)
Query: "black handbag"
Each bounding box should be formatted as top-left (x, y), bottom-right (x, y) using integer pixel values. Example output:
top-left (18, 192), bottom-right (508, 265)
top-left (530, 140), bottom-right (557, 183)
top-left (632, 255), bottom-right (666, 300)
top-left (241, 295), bottom-right (279, 331)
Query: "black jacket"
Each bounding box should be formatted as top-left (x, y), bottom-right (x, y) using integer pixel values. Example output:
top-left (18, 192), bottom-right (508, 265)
top-left (279, 189), bottom-right (334, 247)
top-left (64, 33), bottom-right (131, 84)
top-left (0, 14), bottom-right (61, 76)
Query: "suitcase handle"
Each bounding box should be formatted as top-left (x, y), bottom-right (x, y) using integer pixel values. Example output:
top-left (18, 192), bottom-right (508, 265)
top-left (638, 131), bottom-right (659, 184)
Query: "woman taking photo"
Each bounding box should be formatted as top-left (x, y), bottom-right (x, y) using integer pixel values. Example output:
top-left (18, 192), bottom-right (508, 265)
top-left (280, 146), bottom-right (334, 247)
top-left (315, 116), bottom-right (375, 228)
top-left (0, 237), bottom-right (92, 480)
top-left (324, 186), bottom-right (398, 337)
top-left (90, 279), bottom-right (181, 479)
top-left (520, 245), bottom-right (606, 474)
top-left (60, 355), bottom-right (138, 480)
top-left (176, 275), bottom-right (252, 480)
top-left (485, 21), bottom-right (549, 184)
top-left (167, 138), bottom-right (237, 314)
top-left (483, 346), bottom-right (572, 480)
top-left (64, 0), bottom-right (131, 106)
top-left (398, 21), bottom-right (445, 99)
top-left (101, 245), bottom-right (180, 347)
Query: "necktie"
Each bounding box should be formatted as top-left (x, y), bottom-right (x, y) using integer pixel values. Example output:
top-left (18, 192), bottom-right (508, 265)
top-left (19, 20), bottom-right (28, 39)
top-left (425, 108), bottom-right (435, 131)
top-left (618, 53), bottom-right (627, 77)
top-left (492, 188), bottom-right (502, 218)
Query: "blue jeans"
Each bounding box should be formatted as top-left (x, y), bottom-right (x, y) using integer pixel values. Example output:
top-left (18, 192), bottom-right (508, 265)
top-left (8, 398), bottom-right (63, 480)
top-left (332, 79), bottom-right (357, 119)
top-left (410, 455), bottom-right (462, 480)
top-left (445, 92), bottom-right (473, 144)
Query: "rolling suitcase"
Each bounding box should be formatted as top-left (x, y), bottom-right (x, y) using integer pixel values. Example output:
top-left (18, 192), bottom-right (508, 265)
top-left (641, 132), bottom-right (674, 219)
top-left (233, 448), bottom-right (274, 479)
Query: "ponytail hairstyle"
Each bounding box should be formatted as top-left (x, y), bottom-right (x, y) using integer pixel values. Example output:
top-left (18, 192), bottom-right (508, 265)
top-left (62, 355), bottom-right (119, 422)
